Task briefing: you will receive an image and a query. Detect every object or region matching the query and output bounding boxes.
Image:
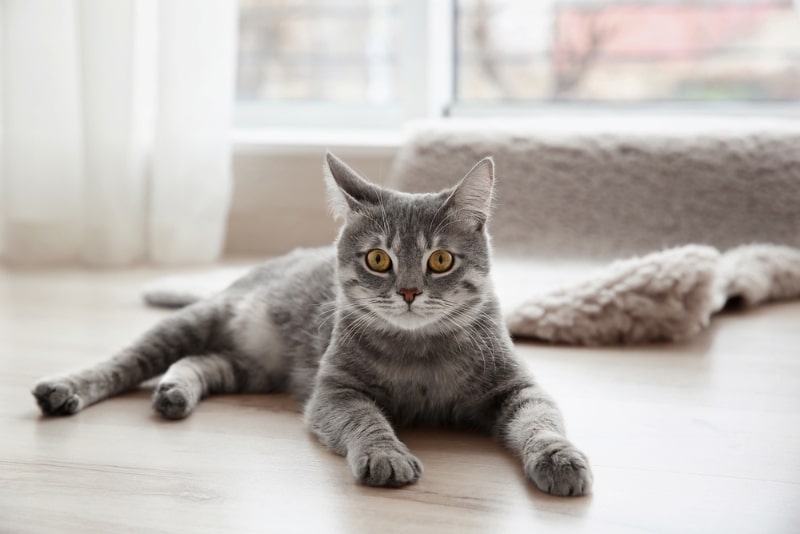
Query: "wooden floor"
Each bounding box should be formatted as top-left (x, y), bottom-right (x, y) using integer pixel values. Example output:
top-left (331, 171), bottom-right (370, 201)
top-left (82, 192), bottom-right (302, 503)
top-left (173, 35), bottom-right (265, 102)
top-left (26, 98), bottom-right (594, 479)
top-left (1, 265), bottom-right (799, 534)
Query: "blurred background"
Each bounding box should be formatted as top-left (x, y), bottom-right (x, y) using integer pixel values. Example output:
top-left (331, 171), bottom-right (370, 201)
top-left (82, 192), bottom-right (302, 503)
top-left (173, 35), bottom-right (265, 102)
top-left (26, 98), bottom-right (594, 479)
top-left (239, 0), bottom-right (800, 107)
top-left (2, 0), bottom-right (799, 266)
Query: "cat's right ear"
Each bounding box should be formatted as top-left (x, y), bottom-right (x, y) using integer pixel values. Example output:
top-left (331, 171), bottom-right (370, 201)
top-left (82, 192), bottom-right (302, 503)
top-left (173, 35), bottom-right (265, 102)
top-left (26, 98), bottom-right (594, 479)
top-left (324, 151), bottom-right (383, 220)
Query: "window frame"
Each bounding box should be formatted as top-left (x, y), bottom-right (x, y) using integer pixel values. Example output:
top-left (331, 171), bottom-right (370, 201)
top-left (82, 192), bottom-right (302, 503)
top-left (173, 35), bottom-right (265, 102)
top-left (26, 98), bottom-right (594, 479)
top-left (233, 0), bottom-right (800, 139)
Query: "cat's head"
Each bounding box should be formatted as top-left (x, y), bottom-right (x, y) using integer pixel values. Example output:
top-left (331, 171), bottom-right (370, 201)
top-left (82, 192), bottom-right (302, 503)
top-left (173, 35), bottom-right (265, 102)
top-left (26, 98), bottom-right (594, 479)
top-left (325, 152), bottom-right (495, 333)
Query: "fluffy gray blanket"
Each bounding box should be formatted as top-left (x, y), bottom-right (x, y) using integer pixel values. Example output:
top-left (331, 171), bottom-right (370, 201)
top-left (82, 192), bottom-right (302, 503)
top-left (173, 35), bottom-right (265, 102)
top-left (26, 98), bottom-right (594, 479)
top-left (506, 243), bottom-right (800, 345)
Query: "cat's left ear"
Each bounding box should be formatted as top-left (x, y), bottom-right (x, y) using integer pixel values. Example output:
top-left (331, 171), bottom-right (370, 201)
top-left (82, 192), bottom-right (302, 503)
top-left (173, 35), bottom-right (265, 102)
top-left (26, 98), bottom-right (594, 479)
top-left (444, 157), bottom-right (495, 230)
top-left (324, 151), bottom-right (384, 219)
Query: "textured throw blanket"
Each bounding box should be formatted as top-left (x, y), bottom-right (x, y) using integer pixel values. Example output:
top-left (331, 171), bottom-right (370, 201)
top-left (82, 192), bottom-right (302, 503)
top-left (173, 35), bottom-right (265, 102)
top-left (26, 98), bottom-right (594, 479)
top-left (506, 243), bottom-right (800, 345)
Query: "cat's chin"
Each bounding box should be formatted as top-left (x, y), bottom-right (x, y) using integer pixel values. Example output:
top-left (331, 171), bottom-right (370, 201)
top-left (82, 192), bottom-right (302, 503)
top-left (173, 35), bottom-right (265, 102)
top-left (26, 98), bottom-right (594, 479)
top-left (380, 310), bottom-right (442, 332)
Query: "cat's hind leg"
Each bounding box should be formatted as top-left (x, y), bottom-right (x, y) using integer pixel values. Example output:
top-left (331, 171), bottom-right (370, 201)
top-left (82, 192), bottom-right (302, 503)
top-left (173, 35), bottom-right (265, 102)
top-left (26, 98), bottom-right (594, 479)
top-left (33, 301), bottom-right (226, 416)
top-left (153, 353), bottom-right (242, 419)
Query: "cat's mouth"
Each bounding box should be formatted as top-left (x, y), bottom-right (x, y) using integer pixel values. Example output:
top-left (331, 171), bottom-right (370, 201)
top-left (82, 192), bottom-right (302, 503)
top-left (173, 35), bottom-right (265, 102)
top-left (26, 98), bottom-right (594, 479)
top-left (380, 306), bottom-right (441, 331)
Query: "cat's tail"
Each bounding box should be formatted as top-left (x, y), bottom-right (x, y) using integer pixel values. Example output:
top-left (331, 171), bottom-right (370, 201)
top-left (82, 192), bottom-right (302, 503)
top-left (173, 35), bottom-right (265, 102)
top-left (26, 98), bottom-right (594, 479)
top-left (142, 268), bottom-right (248, 309)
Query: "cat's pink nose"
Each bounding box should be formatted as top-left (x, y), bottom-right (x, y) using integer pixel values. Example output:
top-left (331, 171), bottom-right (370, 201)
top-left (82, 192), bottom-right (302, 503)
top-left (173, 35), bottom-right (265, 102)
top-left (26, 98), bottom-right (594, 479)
top-left (398, 288), bottom-right (422, 304)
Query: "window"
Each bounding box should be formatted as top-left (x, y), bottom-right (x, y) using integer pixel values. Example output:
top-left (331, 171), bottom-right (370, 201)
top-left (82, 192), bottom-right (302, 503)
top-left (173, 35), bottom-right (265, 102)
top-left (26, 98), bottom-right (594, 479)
top-left (235, 0), bottom-right (800, 131)
top-left (237, 0), bottom-right (403, 129)
top-left (238, 1), bottom-right (400, 103)
top-left (236, 0), bottom-right (451, 130)
top-left (456, 0), bottom-right (800, 104)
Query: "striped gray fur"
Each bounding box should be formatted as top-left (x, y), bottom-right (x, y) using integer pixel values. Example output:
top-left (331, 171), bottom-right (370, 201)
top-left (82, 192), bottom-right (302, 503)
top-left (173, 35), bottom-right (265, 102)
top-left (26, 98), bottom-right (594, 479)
top-left (32, 153), bottom-right (592, 496)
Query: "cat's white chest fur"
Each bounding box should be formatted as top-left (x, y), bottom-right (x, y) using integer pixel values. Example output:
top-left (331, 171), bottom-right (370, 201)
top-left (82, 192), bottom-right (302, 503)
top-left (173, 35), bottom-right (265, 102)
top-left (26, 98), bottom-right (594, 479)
top-left (230, 292), bottom-right (285, 372)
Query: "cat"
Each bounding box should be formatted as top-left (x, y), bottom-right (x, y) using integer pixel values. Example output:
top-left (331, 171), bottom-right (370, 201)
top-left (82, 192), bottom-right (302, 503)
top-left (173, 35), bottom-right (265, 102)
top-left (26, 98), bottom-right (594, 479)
top-left (32, 152), bottom-right (593, 496)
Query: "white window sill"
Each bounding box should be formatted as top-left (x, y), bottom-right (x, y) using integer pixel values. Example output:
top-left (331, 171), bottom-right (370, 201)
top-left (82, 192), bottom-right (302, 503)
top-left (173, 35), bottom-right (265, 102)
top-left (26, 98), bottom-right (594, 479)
top-left (231, 107), bottom-right (800, 153)
top-left (232, 128), bottom-right (406, 154)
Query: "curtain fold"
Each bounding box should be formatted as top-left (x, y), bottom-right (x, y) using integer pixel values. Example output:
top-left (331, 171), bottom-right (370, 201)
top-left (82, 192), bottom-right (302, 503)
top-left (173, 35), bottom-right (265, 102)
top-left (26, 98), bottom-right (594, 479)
top-left (0, 0), bottom-right (236, 266)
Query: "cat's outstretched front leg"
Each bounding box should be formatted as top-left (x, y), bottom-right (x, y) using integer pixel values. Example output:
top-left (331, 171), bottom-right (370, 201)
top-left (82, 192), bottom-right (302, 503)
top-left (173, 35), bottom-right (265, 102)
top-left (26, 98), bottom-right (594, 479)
top-left (305, 376), bottom-right (422, 488)
top-left (492, 379), bottom-right (593, 496)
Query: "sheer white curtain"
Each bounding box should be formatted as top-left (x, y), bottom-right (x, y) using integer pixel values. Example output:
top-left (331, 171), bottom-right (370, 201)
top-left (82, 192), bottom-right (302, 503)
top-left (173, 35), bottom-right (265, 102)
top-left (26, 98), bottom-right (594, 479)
top-left (0, 0), bottom-right (237, 265)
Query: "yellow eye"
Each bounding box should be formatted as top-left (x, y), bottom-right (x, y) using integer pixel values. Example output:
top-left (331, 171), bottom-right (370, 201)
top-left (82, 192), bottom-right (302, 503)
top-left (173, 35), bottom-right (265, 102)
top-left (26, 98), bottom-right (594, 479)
top-left (366, 249), bottom-right (392, 272)
top-left (428, 250), bottom-right (454, 273)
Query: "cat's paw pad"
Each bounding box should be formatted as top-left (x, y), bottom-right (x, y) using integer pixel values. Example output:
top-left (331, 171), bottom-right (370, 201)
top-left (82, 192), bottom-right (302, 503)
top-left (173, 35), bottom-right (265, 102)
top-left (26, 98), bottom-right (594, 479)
top-left (32, 380), bottom-right (83, 415)
top-left (350, 444), bottom-right (423, 487)
top-left (526, 439), bottom-right (593, 497)
top-left (153, 382), bottom-right (196, 419)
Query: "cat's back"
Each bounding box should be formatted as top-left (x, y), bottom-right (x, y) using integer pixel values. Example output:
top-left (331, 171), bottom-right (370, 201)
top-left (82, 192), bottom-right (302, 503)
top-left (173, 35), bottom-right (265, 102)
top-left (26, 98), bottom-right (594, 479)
top-left (229, 246), bottom-right (338, 332)
top-left (261, 246), bottom-right (338, 328)
top-left (228, 246), bottom-right (336, 294)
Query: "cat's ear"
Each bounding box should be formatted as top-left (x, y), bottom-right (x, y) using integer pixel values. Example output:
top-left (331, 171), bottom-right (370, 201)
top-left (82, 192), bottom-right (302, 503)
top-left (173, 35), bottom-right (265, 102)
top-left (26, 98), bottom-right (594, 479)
top-left (324, 151), bottom-right (383, 219)
top-left (444, 157), bottom-right (495, 230)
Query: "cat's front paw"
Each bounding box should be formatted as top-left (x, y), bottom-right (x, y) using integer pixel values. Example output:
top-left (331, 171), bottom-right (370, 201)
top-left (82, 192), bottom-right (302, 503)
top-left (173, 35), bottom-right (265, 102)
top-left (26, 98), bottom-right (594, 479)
top-left (349, 443), bottom-right (423, 488)
top-left (32, 380), bottom-right (83, 415)
top-left (153, 382), bottom-right (198, 419)
top-left (525, 439), bottom-right (593, 497)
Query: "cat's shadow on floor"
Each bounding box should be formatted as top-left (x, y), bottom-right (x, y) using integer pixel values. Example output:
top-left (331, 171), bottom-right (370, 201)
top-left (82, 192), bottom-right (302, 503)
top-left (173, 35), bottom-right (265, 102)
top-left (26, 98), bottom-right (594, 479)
top-left (402, 428), bottom-right (593, 506)
top-left (97, 387), bottom-right (593, 512)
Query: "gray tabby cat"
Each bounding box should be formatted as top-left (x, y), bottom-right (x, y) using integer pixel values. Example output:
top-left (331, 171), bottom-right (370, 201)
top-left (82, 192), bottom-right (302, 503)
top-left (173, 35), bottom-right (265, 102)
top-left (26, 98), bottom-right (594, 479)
top-left (32, 153), bottom-right (593, 496)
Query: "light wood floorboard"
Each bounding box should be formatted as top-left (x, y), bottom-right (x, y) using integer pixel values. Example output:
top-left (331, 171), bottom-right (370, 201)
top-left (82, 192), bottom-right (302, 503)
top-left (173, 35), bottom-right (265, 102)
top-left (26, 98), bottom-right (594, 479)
top-left (1, 266), bottom-right (799, 534)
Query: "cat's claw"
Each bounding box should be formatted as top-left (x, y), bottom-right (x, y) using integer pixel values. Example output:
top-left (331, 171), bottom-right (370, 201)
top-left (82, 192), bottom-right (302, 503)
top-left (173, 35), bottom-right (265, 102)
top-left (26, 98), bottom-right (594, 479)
top-left (350, 444), bottom-right (423, 487)
top-left (525, 439), bottom-right (593, 497)
top-left (32, 380), bottom-right (83, 416)
top-left (153, 382), bottom-right (196, 419)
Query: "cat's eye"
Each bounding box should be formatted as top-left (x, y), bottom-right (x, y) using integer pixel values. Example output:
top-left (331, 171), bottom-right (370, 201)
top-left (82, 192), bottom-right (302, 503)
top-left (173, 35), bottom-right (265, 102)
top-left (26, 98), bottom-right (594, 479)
top-left (428, 250), bottom-right (454, 273)
top-left (366, 249), bottom-right (392, 273)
